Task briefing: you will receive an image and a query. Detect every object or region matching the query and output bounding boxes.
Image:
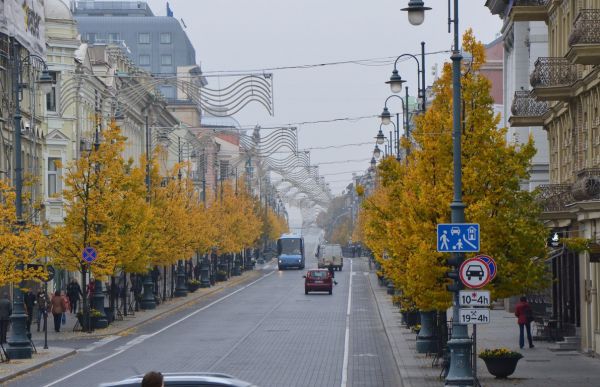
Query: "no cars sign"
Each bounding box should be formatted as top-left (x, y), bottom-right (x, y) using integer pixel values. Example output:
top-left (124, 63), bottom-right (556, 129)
top-left (459, 257), bottom-right (491, 289)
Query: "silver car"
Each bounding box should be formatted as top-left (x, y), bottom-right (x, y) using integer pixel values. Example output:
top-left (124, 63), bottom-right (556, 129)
top-left (99, 372), bottom-right (258, 387)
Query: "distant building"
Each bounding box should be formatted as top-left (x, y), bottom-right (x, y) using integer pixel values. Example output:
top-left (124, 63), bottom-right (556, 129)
top-left (73, 1), bottom-right (205, 125)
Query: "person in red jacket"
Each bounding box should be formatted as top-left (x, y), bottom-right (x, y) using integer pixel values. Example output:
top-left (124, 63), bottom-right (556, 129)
top-left (515, 296), bottom-right (534, 349)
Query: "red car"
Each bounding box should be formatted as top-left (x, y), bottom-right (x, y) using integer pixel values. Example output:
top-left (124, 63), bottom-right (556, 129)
top-left (304, 269), bottom-right (333, 295)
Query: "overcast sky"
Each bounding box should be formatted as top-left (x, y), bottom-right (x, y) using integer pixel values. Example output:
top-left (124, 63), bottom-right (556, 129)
top-left (144, 0), bottom-right (502, 195)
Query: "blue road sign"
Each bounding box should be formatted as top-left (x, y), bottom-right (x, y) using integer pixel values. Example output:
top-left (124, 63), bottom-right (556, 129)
top-left (437, 223), bottom-right (480, 252)
top-left (476, 254), bottom-right (497, 279)
top-left (82, 246), bottom-right (98, 263)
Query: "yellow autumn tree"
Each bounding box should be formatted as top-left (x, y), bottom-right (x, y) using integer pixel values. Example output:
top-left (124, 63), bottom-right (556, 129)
top-left (0, 179), bottom-right (48, 286)
top-left (361, 30), bottom-right (548, 311)
top-left (146, 158), bottom-right (197, 268)
top-left (399, 31), bottom-right (546, 310)
top-left (50, 124), bottom-right (131, 280)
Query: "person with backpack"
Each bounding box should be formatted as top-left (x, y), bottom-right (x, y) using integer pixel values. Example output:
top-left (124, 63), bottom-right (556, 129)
top-left (515, 296), bottom-right (535, 349)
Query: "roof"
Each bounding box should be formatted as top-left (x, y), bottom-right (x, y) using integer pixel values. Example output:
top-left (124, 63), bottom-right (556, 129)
top-left (201, 115), bottom-right (241, 129)
top-left (46, 0), bottom-right (73, 20)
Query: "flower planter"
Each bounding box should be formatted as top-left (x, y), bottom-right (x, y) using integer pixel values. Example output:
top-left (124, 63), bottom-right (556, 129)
top-left (401, 310), bottom-right (420, 328)
top-left (77, 315), bottom-right (98, 331)
top-left (187, 283), bottom-right (200, 292)
top-left (481, 356), bottom-right (521, 378)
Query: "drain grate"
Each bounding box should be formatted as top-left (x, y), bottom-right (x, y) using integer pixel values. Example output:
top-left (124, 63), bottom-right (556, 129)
top-left (525, 359), bottom-right (550, 362)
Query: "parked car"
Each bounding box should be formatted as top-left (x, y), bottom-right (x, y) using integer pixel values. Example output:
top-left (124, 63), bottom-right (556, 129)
top-left (316, 243), bottom-right (343, 271)
top-left (99, 372), bottom-right (257, 387)
top-left (304, 269), bottom-right (333, 295)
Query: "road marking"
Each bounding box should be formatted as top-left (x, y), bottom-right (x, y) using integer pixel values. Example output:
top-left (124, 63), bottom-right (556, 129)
top-left (78, 335), bottom-right (120, 352)
top-left (341, 259), bottom-right (353, 387)
top-left (41, 271), bottom-right (276, 387)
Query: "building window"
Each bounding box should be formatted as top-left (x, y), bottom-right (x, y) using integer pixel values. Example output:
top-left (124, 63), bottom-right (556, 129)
top-left (138, 33), bottom-right (150, 44)
top-left (161, 55), bottom-right (172, 66)
top-left (139, 55), bottom-right (151, 66)
top-left (46, 71), bottom-right (58, 112)
top-left (85, 33), bottom-right (96, 43)
top-left (108, 33), bottom-right (120, 43)
top-left (159, 85), bottom-right (175, 99)
top-left (160, 32), bottom-right (171, 44)
top-left (47, 157), bottom-right (62, 197)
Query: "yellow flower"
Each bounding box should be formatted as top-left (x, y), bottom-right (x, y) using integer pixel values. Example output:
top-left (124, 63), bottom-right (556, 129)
top-left (479, 348), bottom-right (522, 359)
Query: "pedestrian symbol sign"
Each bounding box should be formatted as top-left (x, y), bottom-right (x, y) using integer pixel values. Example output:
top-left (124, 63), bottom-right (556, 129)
top-left (82, 246), bottom-right (98, 263)
top-left (437, 223), bottom-right (480, 252)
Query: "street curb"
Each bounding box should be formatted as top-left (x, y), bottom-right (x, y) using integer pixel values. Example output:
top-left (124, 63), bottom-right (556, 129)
top-left (0, 348), bottom-right (76, 384)
top-left (366, 262), bottom-right (407, 387)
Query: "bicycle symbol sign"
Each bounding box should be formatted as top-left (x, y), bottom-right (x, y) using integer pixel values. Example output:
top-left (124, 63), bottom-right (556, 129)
top-left (82, 246), bottom-right (98, 263)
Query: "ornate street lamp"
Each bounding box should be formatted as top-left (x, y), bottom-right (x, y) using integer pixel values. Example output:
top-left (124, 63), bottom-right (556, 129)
top-left (373, 144), bottom-right (382, 159)
top-left (370, 157), bottom-right (377, 169)
top-left (375, 129), bottom-right (386, 145)
top-left (403, 1), bottom-right (472, 385)
top-left (7, 41), bottom-right (53, 360)
top-left (401, 0), bottom-right (431, 26)
top-left (387, 42), bottom-right (427, 112)
top-left (379, 94), bottom-right (408, 161)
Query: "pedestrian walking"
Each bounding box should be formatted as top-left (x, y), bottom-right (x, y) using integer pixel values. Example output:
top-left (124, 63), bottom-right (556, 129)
top-left (67, 279), bottom-right (82, 314)
top-left (0, 292), bottom-right (11, 344)
top-left (515, 296), bottom-right (535, 349)
top-left (23, 290), bottom-right (36, 333)
top-left (50, 291), bottom-right (67, 333)
top-left (142, 371), bottom-right (164, 387)
top-left (328, 264), bottom-right (338, 285)
top-left (36, 290), bottom-right (49, 332)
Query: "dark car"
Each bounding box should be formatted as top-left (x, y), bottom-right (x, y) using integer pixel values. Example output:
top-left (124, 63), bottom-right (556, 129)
top-left (466, 264), bottom-right (484, 281)
top-left (99, 372), bottom-right (257, 387)
top-left (304, 269), bottom-right (333, 295)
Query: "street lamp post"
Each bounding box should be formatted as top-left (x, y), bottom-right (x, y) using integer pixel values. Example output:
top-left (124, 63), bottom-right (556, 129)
top-left (174, 137), bottom-right (189, 297)
top-left (403, 1), bottom-right (473, 385)
top-left (140, 113), bottom-right (156, 310)
top-left (379, 94), bottom-right (407, 161)
top-left (7, 40), bottom-right (53, 360)
top-left (386, 42), bottom-right (427, 112)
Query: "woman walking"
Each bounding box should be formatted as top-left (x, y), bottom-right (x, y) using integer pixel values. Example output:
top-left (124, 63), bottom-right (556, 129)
top-left (50, 291), bottom-right (67, 333)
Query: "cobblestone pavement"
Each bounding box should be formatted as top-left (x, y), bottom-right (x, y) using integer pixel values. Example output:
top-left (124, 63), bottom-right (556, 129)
top-left (369, 259), bottom-right (600, 387)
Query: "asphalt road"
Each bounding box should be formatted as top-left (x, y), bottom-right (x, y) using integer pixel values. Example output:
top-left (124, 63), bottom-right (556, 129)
top-left (8, 232), bottom-right (401, 387)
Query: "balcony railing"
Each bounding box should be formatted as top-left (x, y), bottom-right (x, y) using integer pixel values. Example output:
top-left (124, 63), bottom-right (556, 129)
top-left (569, 10), bottom-right (600, 46)
top-left (511, 91), bottom-right (549, 117)
top-left (530, 58), bottom-right (578, 88)
top-left (536, 184), bottom-right (574, 213)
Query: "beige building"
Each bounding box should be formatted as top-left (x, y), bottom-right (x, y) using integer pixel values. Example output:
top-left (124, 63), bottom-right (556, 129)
top-left (493, 0), bottom-right (600, 353)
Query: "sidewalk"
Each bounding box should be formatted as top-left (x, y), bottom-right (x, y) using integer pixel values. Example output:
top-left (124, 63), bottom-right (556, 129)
top-left (369, 268), bottom-right (600, 387)
top-left (0, 266), bottom-right (265, 384)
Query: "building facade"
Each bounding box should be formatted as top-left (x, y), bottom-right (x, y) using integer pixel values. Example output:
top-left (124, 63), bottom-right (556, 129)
top-left (487, 0), bottom-right (600, 353)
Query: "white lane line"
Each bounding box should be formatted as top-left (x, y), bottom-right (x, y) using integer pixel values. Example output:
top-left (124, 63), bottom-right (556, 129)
top-left (42, 271), bottom-right (276, 387)
top-left (341, 259), bottom-right (353, 387)
top-left (78, 335), bottom-right (120, 352)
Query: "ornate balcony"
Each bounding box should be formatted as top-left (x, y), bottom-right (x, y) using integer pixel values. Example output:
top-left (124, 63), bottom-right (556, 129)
top-left (509, 91), bottom-right (548, 127)
top-left (530, 58), bottom-right (578, 101)
top-left (536, 184), bottom-right (574, 213)
top-left (567, 10), bottom-right (600, 65)
top-left (508, 0), bottom-right (549, 22)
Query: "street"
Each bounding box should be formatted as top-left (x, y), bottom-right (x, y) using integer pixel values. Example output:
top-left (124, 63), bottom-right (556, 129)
top-left (7, 233), bottom-right (401, 387)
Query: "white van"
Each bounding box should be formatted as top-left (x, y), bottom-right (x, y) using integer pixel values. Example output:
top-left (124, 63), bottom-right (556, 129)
top-left (316, 244), bottom-right (343, 271)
